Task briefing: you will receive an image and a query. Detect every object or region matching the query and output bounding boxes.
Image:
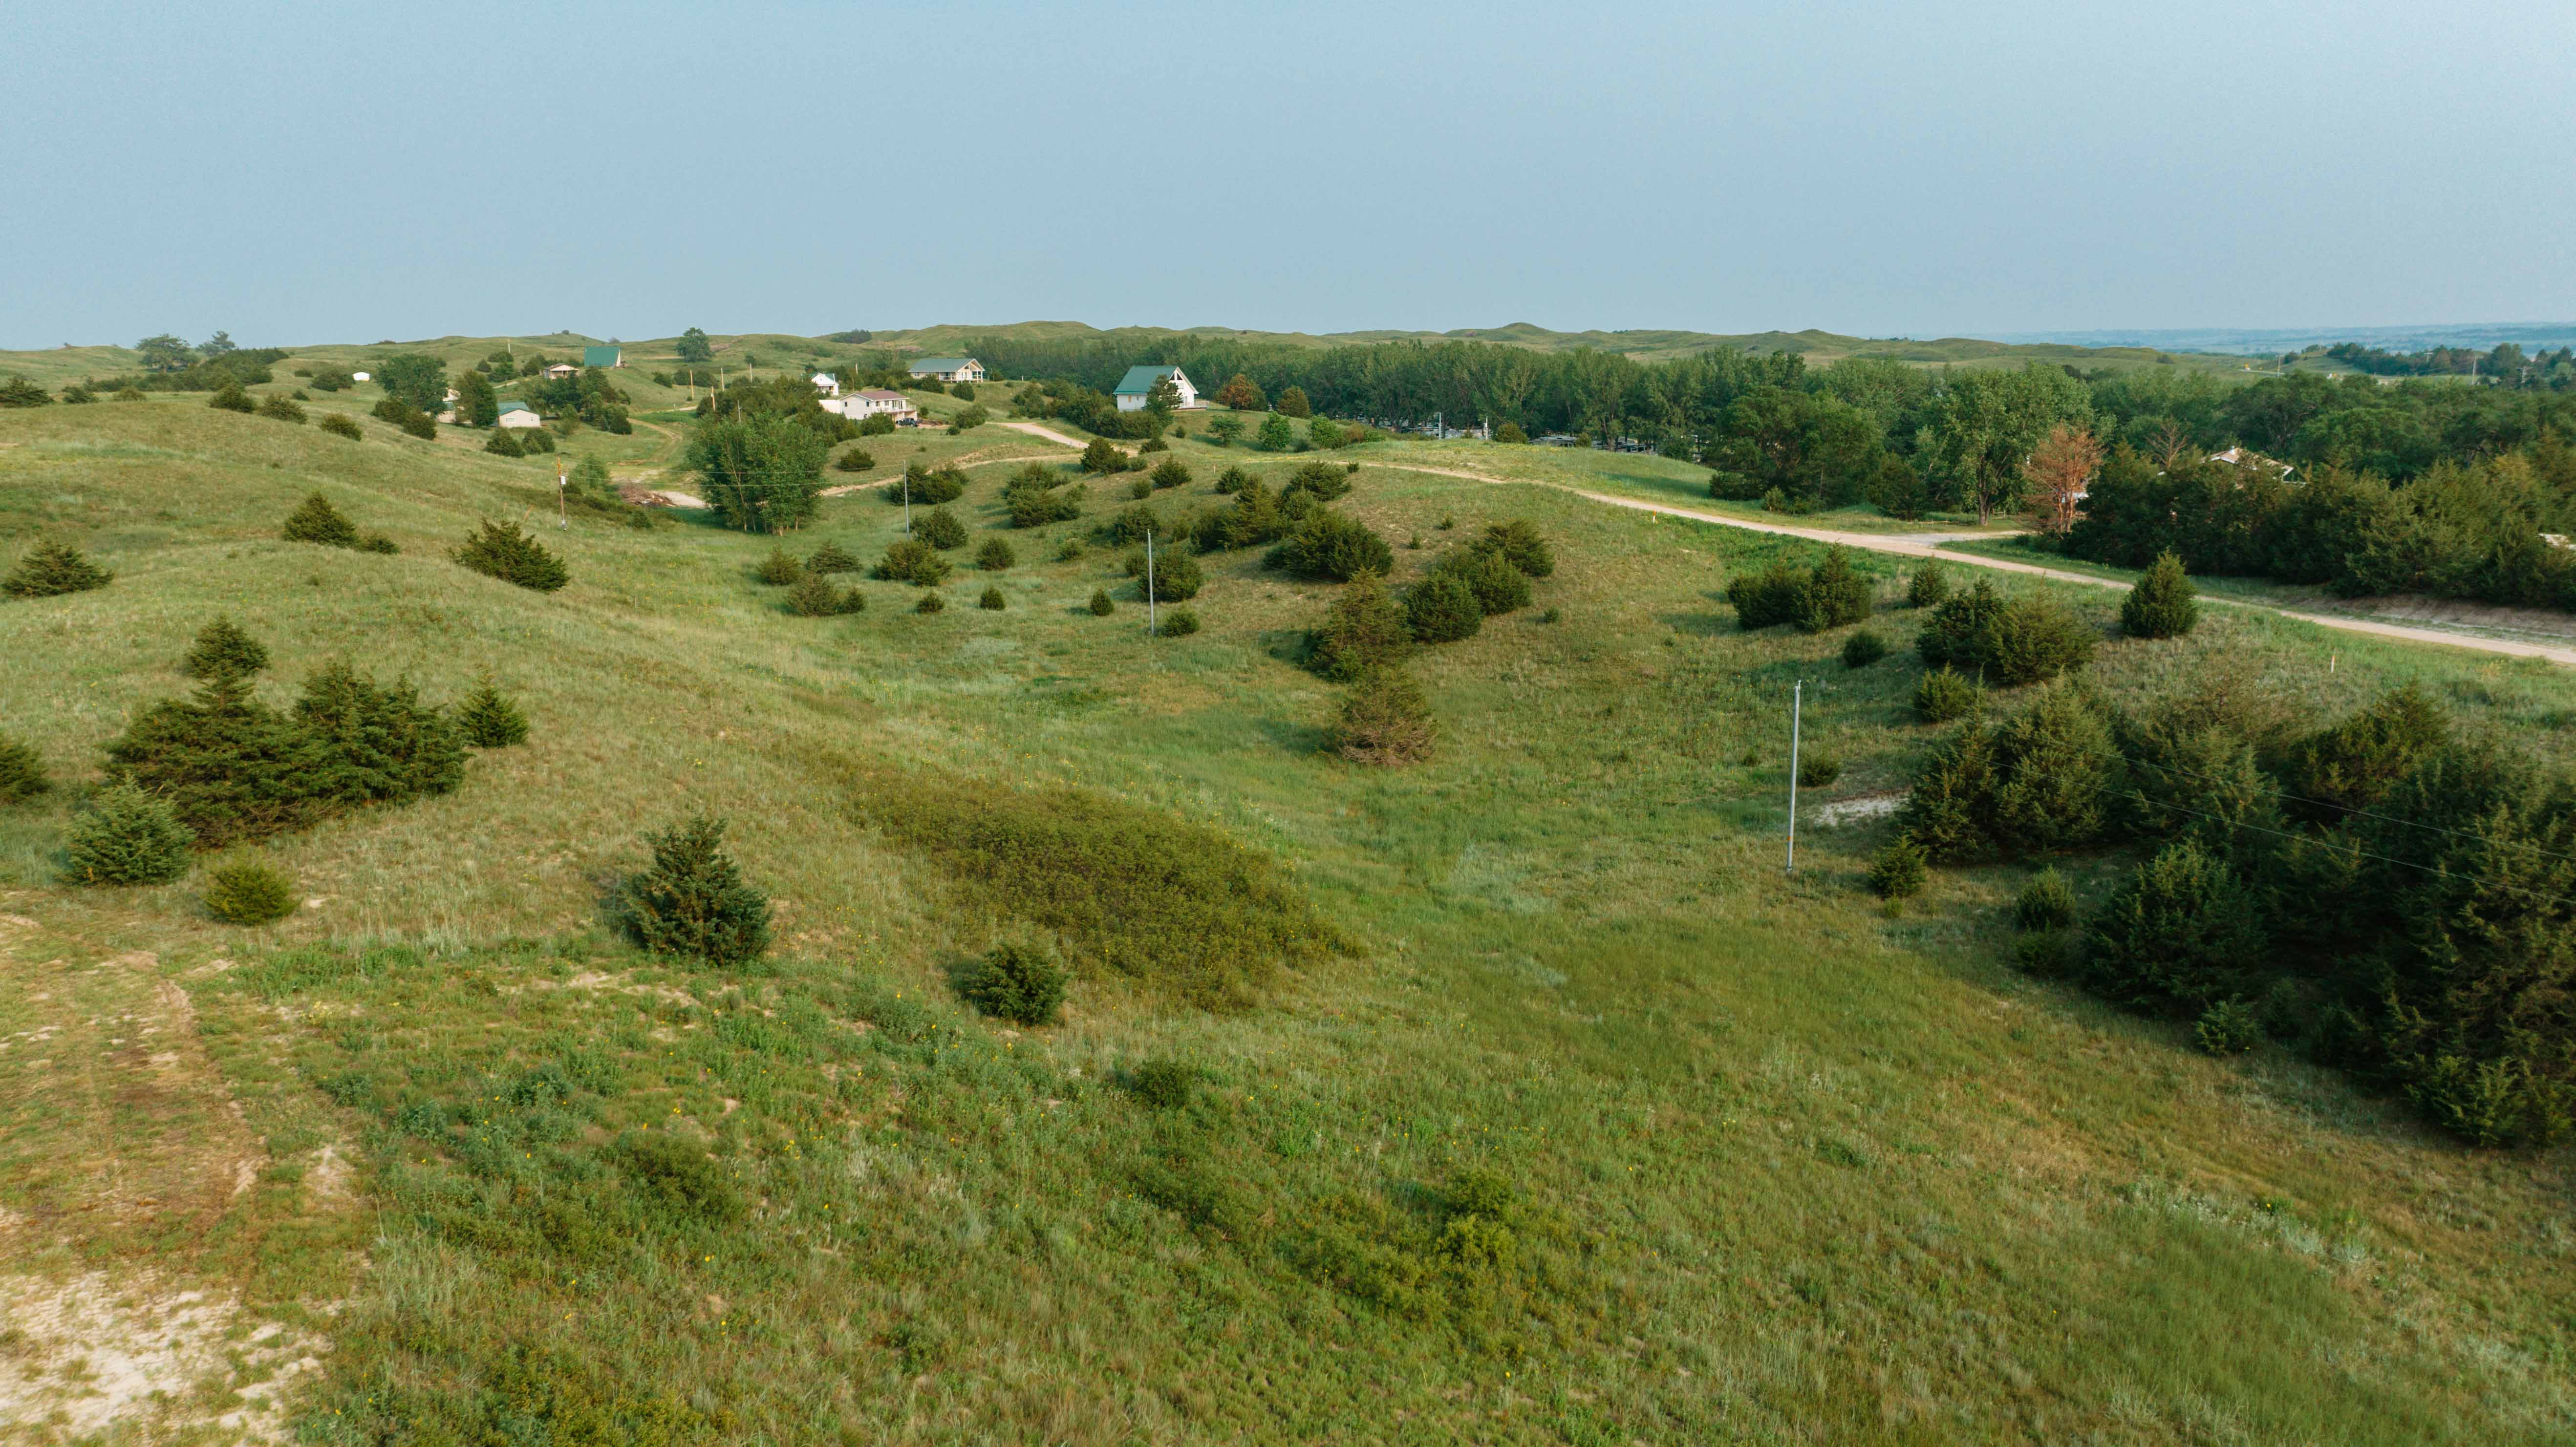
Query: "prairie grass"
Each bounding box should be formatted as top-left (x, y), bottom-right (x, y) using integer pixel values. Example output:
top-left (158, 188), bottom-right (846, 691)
top-left (1, 401), bottom-right (2572, 1443)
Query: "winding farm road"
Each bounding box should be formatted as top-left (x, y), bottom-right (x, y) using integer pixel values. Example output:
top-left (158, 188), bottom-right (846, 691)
top-left (951, 423), bottom-right (2576, 666)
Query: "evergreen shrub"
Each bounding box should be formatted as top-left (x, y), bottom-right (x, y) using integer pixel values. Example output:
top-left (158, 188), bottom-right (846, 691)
top-left (282, 493), bottom-right (358, 547)
top-left (183, 617), bottom-right (269, 678)
top-left (204, 856), bottom-right (296, 924)
top-left (1330, 667), bottom-right (1437, 766)
top-left (5, 541), bottom-right (114, 597)
top-left (957, 942), bottom-right (1068, 1026)
top-left (64, 785), bottom-right (194, 885)
top-left (452, 519), bottom-right (568, 591)
top-left (619, 815), bottom-right (772, 968)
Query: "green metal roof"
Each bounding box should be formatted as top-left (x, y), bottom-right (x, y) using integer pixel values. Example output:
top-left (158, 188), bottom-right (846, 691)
top-left (496, 398), bottom-right (533, 415)
top-left (1114, 364), bottom-right (1181, 396)
top-left (581, 345), bottom-right (620, 367)
top-left (908, 357), bottom-right (979, 372)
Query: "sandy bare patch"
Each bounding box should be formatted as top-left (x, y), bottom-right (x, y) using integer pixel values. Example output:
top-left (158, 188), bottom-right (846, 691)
top-left (0, 1272), bottom-right (327, 1442)
top-left (1808, 790), bottom-right (1906, 827)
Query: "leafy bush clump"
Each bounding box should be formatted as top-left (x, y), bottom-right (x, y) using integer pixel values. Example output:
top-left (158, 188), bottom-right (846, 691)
top-left (317, 413), bottom-right (363, 440)
top-left (975, 538), bottom-right (1015, 571)
top-left (257, 394), bottom-right (306, 424)
top-left (1842, 629), bottom-right (1887, 668)
top-left (915, 591), bottom-right (945, 614)
top-left (855, 772), bottom-right (1349, 1009)
top-left (1914, 667), bottom-right (1985, 723)
top-left (357, 532), bottom-right (399, 554)
top-left (833, 445), bottom-right (877, 473)
top-left (2275, 682), bottom-right (2448, 822)
top-left (1149, 458), bottom-right (1191, 490)
top-left (619, 815), bottom-right (773, 969)
top-left (1867, 838), bottom-right (1927, 899)
top-left (1727, 547), bottom-right (1868, 632)
top-left (282, 493), bottom-right (359, 547)
top-left (1473, 519), bottom-right (1554, 577)
top-left (1309, 575), bottom-right (1412, 680)
top-left (1330, 667), bottom-right (1437, 766)
top-left (1273, 511), bottom-right (1392, 582)
top-left (1908, 562), bottom-right (1951, 608)
top-left (916, 506), bottom-right (969, 550)
top-left (1102, 503), bottom-right (1161, 547)
top-left (453, 519), bottom-right (569, 591)
top-left (957, 942), bottom-right (1068, 1026)
top-left (0, 375), bottom-right (49, 407)
top-left (1432, 546), bottom-right (1531, 616)
top-left (64, 786), bottom-right (194, 885)
top-left (1285, 461), bottom-right (1352, 502)
top-left (209, 383), bottom-right (257, 413)
top-left (1194, 479), bottom-right (1286, 552)
top-left (2016, 868), bottom-right (2078, 930)
top-left (5, 541), bottom-right (113, 598)
top-left (456, 681), bottom-right (529, 747)
top-left (1796, 751), bottom-right (1842, 788)
top-left (1145, 552), bottom-right (1203, 601)
top-left (179, 617), bottom-right (268, 679)
top-left (756, 548), bottom-right (802, 585)
top-left (1212, 466), bottom-right (1250, 494)
top-left (204, 856), bottom-right (296, 925)
top-left (2194, 999), bottom-right (2264, 1056)
top-left (890, 463), bottom-right (966, 505)
top-left (1917, 579), bottom-right (2093, 685)
top-left (1005, 476), bottom-right (1084, 528)
top-left (805, 541), bottom-right (860, 575)
top-left (0, 734), bottom-right (47, 805)
top-left (1080, 438), bottom-right (1129, 474)
top-left (1089, 589), bottom-right (1115, 616)
top-left (787, 572), bottom-right (861, 616)
top-left (1895, 683), bottom-right (2117, 861)
top-left (2081, 840), bottom-right (2265, 1015)
top-left (2122, 551), bottom-right (2198, 638)
top-left (612, 1131), bottom-right (743, 1226)
top-left (1405, 574), bottom-right (1481, 644)
top-left (873, 537), bottom-right (951, 587)
top-left (483, 427), bottom-right (524, 456)
top-left (1157, 605), bottom-right (1199, 636)
top-left (1727, 562), bottom-right (1806, 629)
top-left (1130, 1059), bottom-right (1196, 1110)
top-left (979, 585), bottom-right (1006, 610)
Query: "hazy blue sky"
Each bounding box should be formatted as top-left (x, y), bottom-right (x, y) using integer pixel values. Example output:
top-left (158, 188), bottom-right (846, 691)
top-left (6, 1), bottom-right (2569, 348)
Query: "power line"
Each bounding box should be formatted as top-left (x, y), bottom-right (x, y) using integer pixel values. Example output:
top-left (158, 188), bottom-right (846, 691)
top-left (2119, 751), bottom-right (2576, 872)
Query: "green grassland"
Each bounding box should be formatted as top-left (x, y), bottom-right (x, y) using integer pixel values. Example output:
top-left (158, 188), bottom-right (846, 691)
top-left (2, 396), bottom-right (2573, 1444)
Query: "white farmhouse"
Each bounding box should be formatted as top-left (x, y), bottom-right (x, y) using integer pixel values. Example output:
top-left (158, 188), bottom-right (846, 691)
top-left (907, 357), bottom-right (985, 384)
top-left (824, 389), bottom-right (919, 424)
top-left (1114, 364), bottom-right (1198, 412)
top-left (496, 399), bottom-right (544, 429)
top-left (811, 371), bottom-right (841, 397)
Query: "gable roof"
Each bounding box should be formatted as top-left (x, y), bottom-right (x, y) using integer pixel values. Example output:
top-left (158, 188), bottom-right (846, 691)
top-left (908, 357), bottom-right (978, 372)
top-left (1114, 364), bottom-right (1184, 396)
top-left (581, 345), bottom-right (620, 367)
top-left (496, 398), bottom-right (534, 415)
top-left (855, 389), bottom-right (910, 401)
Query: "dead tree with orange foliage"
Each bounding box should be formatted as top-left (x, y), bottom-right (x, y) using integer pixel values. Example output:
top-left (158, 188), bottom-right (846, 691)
top-left (2022, 424), bottom-right (2104, 537)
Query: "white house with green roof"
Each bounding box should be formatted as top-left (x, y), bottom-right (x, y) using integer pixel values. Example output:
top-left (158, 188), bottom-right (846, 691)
top-left (495, 398), bottom-right (543, 429)
top-left (1114, 364), bottom-right (1198, 412)
top-left (906, 357), bottom-right (984, 384)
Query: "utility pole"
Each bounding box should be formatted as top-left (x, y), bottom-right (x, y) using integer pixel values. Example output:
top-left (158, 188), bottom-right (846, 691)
top-left (555, 459), bottom-right (569, 530)
top-left (1785, 680), bottom-right (1803, 875)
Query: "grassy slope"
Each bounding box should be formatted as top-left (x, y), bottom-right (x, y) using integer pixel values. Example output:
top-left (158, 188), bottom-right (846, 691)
top-left (2, 399), bottom-right (2573, 1443)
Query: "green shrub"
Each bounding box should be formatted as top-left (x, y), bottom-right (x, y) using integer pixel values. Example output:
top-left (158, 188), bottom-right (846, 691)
top-left (975, 538), bottom-right (1015, 571)
top-left (832, 445), bottom-right (877, 472)
top-left (1089, 589), bottom-right (1115, 616)
top-left (756, 547), bottom-right (803, 585)
top-left (181, 617), bottom-right (268, 678)
top-left (890, 463), bottom-right (966, 505)
top-left (979, 585), bottom-right (1006, 610)
top-left (1726, 561), bottom-right (1807, 629)
top-left (1213, 466), bottom-right (1250, 494)
top-left (2193, 999), bottom-right (2264, 1056)
top-left (1795, 547), bottom-right (1871, 631)
top-left (1080, 438), bottom-right (1129, 474)
top-left (292, 662), bottom-right (468, 808)
top-left (0, 734), bottom-right (50, 805)
top-left (1914, 667), bottom-right (1985, 723)
top-left (619, 815), bottom-right (773, 968)
top-left (209, 383), bottom-right (256, 413)
top-left (64, 785), bottom-right (194, 885)
top-left (1842, 629), bottom-right (1887, 668)
top-left (2015, 868), bottom-right (2078, 930)
top-left (257, 394), bottom-right (306, 424)
top-left (317, 413), bottom-right (362, 440)
top-left (518, 424), bottom-right (555, 453)
top-left (1796, 751), bottom-right (1842, 788)
top-left (456, 681), bottom-right (529, 747)
top-left (204, 856), bottom-right (296, 925)
top-left (2122, 551), bottom-right (2198, 638)
top-left (1157, 606), bottom-right (1199, 636)
top-left (1286, 461), bottom-right (1352, 502)
top-left (1195, 480), bottom-right (1286, 552)
top-left (916, 506), bottom-right (969, 550)
top-left (1101, 503), bottom-right (1161, 547)
top-left (2408, 1055), bottom-right (2565, 1149)
top-left (1434, 546), bottom-right (1531, 615)
top-left (854, 770), bottom-right (1348, 1009)
top-left (1908, 563), bottom-right (1952, 608)
top-left (0, 375), bottom-right (50, 408)
top-left (1918, 580), bottom-right (2093, 685)
top-left (282, 493), bottom-right (359, 547)
top-left (804, 541), bottom-right (859, 575)
top-left (483, 427), bottom-right (525, 456)
top-left (1310, 574), bottom-right (1413, 680)
top-left (1867, 838), bottom-right (1927, 899)
top-left (611, 1131), bottom-right (743, 1226)
top-left (957, 942), bottom-right (1068, 1026)
top-left (452, 519), bottom-right (569, 591)
top-left (873, 537), bottom-right (951, 586)
top-left (1895, 683), bottom-right (2116, 861)
top-left (2082, 839), bottom-right (2264, 1014)
top-left (2278, 683), bottom-right (2449, 822)
top-left (1005, 478), bottom-right (1084, 528)
top-left (1145, 552), bottom-right (1203, 601)
top-left (1462, 519), bottom-right (1549, 578)
top-left (1274, 511), bottom-right (1393, 582)
top-left (114, 386), bottom-right (148, 402)
top-left (356, 532), bottom-right (399, 554)
top-left (915, 591), bottom-right (945, 614)
top-left (1131, 1059), bottom-right (1196, 1110)
top-left (1405, 573), bottom-right (1482, 644)
top-left (1149, 458), bottom-right (1192, 490)
top-left (1330, 667), bottom-right (1437, 766)
top-left (5, 541), bottom-right (114, 597)
top-left (399, 409), bottom-right (436, 440)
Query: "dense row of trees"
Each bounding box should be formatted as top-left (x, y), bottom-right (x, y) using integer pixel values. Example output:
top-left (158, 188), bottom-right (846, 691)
top-left (2323, 340), bottom-right (2575, 386)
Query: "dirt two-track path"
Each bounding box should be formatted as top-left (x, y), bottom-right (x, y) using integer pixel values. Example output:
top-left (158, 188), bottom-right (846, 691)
top-left (993, 425), bottom-right (2576, 667)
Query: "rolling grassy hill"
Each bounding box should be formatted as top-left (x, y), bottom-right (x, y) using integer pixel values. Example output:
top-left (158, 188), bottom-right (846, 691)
top-left (1, 386), bottom-right (2571, 1444)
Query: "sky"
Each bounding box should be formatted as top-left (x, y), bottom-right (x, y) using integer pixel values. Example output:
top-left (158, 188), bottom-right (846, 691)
top-left (5, 0), bottom-right (2570, 350)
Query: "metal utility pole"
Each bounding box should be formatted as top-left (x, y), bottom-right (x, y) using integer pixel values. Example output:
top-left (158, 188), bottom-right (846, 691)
top-left (556, 459), bottom-right (569, 530)
top-left (1785, 680), bottom-right (1803, 875)
top-left (1145, 530), bottom-right (1158, 636)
